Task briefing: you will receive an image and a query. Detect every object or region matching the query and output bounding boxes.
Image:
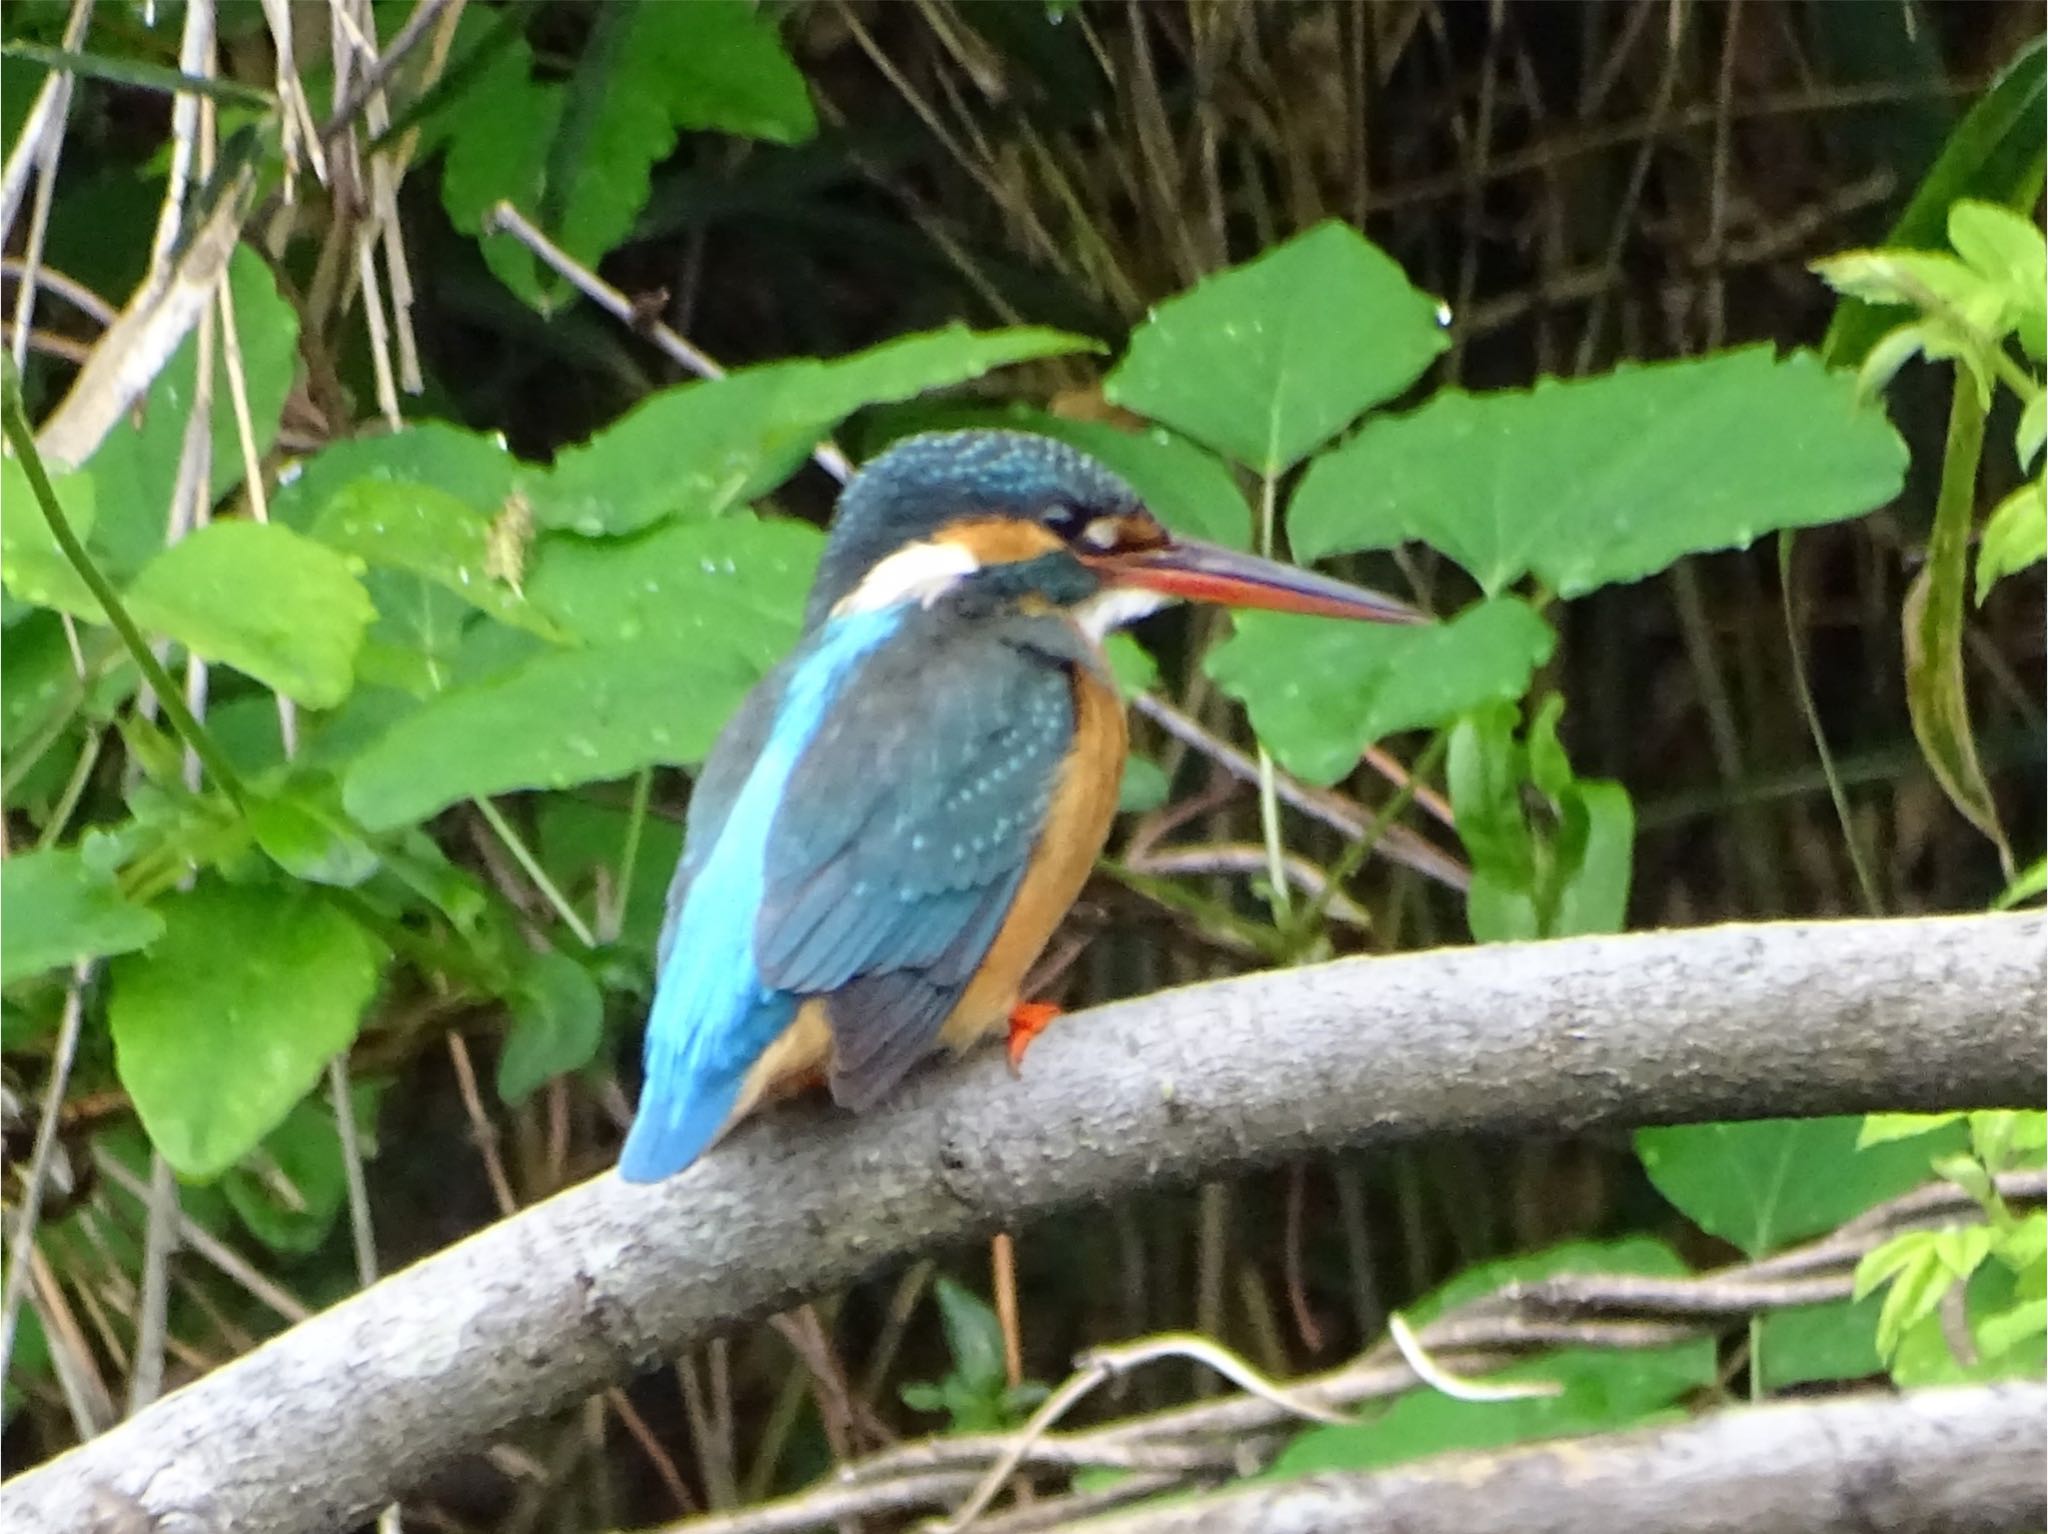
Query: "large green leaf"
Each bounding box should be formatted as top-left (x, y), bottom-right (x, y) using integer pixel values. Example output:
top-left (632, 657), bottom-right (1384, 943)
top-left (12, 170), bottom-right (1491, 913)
top-left (312, 480), bottom-right (562, 637)
top-left (343, 636), bottom-right (760, 831)
top-left (0, 456), bottom-right (98, 617)
top-left (441, 1), bottom-right (812, 306)
top-left (1636, 1116), bottom-right (1968, 1257)
top-left (1, 847), bottom-right (165, 985)
top-left (109, 881), bottom-right (384, 1179)
top-left (527, 326), bottom-right (1094, 536)
top-left (80, 246), bottom-right (300, 580)
top-left (270, 422), bottom-right (518, 533)
top-left (526, 515), bottom-right (819, 654)
top-left (1289, 347), bottom-right (1908, 597)
top-left (1206, 598), bottom-right (1555, 785)
top-left (1271, 1238), bottom-right (1713, 1474)
top-left (124, 521), bottom-right (375, 708)
top-left (1106, 221), bottom-right (1448, 474)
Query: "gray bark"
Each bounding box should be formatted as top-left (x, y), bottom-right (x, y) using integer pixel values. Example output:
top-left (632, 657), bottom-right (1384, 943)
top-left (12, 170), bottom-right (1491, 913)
top-left (4, 912), bottom-right (2041, 1533)
top-left (1074, 1382), bottom-right (2046, 1534)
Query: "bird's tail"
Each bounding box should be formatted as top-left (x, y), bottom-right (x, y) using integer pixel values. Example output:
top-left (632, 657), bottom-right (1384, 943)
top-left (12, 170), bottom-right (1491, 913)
top-left (617, 1081), bottom-right (735, 1182)
top-left (618, 978), bottom-right (798, 1183)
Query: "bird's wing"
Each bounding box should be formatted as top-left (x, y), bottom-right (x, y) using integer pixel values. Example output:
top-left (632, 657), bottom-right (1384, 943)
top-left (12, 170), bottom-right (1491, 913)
top-left (653, 669), bottom-right (785, 974)
top-left (756, 616), bottom-right (1085, 1110)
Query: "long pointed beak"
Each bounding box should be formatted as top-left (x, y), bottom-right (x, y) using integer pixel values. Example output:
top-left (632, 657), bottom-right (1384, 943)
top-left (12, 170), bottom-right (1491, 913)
top-left (1093, 537), bottom-right (1422, 624)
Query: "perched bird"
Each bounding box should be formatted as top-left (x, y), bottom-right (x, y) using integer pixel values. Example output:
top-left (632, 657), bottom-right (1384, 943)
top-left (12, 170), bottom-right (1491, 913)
top-left (619, 429), bottom-right (1416, 1181)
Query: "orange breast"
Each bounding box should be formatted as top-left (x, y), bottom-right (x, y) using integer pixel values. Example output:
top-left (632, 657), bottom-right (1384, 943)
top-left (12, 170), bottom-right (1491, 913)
top-left (937, 658), bottom-right (1126, 1051)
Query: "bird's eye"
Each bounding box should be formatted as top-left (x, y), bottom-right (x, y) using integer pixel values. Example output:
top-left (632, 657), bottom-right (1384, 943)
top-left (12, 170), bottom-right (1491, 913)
top-left (1042, 501), bottom-right (1090, 538)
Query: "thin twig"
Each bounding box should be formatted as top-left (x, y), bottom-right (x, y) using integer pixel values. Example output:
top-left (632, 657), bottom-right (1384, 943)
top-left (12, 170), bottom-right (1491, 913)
top-left (93, 1150), bottom-right (311, 1325)
top-left (0, 967), bottom-right (89, 1383)
top-left (1385, 1312), bottom-right (1560, 1404)
top-left (483, 200), bottom-right (854, 485)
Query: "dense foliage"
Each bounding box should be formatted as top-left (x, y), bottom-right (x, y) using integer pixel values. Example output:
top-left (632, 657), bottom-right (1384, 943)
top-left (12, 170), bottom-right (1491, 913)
top-left (2, 3), bottom-right (2041, 1528)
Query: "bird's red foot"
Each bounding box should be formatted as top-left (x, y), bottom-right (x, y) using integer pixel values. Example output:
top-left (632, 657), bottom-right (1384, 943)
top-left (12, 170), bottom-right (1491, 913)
top-left (1006, 1001), bottom-right (1062, 1073)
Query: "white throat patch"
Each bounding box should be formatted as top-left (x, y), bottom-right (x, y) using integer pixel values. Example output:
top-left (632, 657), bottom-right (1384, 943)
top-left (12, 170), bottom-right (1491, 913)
top-left (1076, 586), bottom-right (1168, 639)
top-left (832, 539), bottom-right (979, 617)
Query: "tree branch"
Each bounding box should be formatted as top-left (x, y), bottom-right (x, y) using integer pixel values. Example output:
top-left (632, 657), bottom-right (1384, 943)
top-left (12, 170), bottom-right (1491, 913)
top-left (4, 913), bottom-right (2040, 1533)
top-left (1074, 1382), bottom-right (2046, 1534)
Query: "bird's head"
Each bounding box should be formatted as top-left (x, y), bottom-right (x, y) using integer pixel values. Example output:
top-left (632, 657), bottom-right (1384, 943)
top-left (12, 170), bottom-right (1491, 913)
top-left (806, 429), bottom-right (1419, 635)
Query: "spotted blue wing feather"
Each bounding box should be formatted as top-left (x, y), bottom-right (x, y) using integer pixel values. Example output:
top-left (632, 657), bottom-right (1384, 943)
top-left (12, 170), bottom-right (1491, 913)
top-left (758, 611), bottom-right (1082, 1109)
top-left (618, 609), bottom-right (903, 1182)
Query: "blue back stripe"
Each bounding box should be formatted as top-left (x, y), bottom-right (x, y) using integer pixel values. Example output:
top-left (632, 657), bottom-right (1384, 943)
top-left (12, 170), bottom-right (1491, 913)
top-left (617, 607), bottom-right (903, 1181)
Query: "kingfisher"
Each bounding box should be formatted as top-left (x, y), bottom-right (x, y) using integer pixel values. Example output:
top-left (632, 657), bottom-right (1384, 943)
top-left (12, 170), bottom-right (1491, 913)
top-left (618, 429), bottom-right (1417, 1182)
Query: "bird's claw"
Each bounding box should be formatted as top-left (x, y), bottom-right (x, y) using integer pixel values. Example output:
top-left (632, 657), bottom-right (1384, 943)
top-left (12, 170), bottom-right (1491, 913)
top-left (1006, 1001), bottom-right (1062, 1074)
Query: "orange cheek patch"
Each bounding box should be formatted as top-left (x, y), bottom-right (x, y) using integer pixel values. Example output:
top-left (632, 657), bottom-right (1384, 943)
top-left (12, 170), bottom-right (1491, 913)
top-left (942, 518), bottom-right (1066, 565)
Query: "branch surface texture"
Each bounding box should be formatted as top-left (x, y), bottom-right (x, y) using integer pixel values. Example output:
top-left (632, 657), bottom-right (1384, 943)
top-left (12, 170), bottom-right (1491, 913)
top-left (1077, 1382), bottom-right (2046, 1534)
top-left (5, 912), bottom-right (2041, 1533)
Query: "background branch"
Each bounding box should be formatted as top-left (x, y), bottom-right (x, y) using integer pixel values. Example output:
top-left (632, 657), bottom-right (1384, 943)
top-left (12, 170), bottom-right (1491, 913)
top-left (3, 912), bottom-right (2040, 1533)
top-left (1078, 1382), bottom-right (2045, 1534)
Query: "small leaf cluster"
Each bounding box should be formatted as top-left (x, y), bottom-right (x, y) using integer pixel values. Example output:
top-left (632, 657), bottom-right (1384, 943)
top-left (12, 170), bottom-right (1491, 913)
top-left (1852, 1111), bottom-right (2047, 1382)
top-left (1815, 199), bottom-right (2046, 604)
top-left (899, 1279), bottom-right (1048, 1433)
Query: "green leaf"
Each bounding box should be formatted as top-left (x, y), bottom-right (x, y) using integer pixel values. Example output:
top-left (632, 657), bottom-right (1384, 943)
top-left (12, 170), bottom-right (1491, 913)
top-left (1289, 347), bottom-right (1908, 597)
top-left (527, 516), bottom-right (819, 655)
top-left (536, 797), bottom-right (684, 959)
top-left (1, 847), bottom-right (165, 985)
top-left (124, 521), bottom-right (375, 708)
top-left (2016, 393), bottom-right (2045, 471)
top-left (1975, 478), bottom-right (2046, 604)
top-left (1636, 1116), bottom-right (1968, 1257)
top-left (0, 41), bottom-right (273, 106)
top-left (1549, 780), bottom-right (1634, 938)
top-left (248, 776), bottom-right (381, 888)
top-left (81, 246), bottom-right (300, 580)
top-left (1812, 250), bottom-right (2005, 330)
top-left (1860, 1111), bottom-right (1966, 1148)
top-left (497, 951), bottom-right (605, 1103)
top-left (339, 517), bottom-right (823, 828)
top-left (1207, 598), bottom-right (1555, 785)
top-left (528, 327), bottom-right (1094, 536)
top-left (220, 1090), bottom-right (379, 1255)
top-left (1904, 387), bottom-right (2009, 860)
top-left (310, 480), bottom-right (561, 637)
top-left (932, 1277), bottom-right (1008, 1397)
top-left (273, 423), bottom-right (520, 533)
top-left (1993, 857), bottom-right (2046, 910)
top-left (1447, 705), bottom-right (1535, 887)
top-left (1947, 200), bottom-right (2048, 322)
top-left (442, 2), bottom-right (812, 306)
top-left (343, 636), bottom-right (758, 831)
top-left (1756, 1296), bottom-right (1883, 1390)
top-left (649, 0), bottom-right (815, 142)
top-left (1862, 1235), bottom-right (1958, 1358)
top-left (1271, 1238), bottom-right (1713, 1475)
top-left (1823, 35), bottom-right (2046, 367)
top-left (1107, 221), bottom-right (1448, 475)
top-left (0, 456), bottom-right (98, 616)
top-left (109, 882), bottom-right (384, 1179)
